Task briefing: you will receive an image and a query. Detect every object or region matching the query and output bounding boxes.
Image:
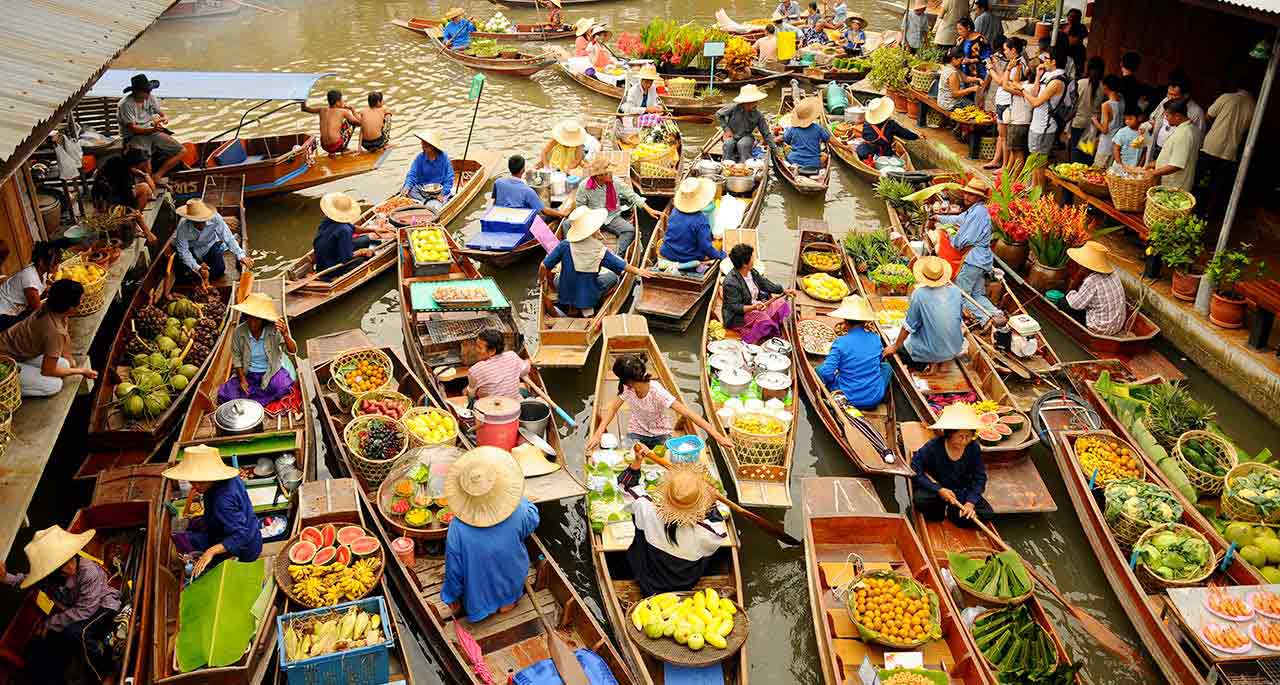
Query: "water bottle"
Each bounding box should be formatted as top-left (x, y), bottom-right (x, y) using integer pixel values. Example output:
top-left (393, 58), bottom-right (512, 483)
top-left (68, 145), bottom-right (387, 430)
top-left (183, 559), bottom-right (194, 587)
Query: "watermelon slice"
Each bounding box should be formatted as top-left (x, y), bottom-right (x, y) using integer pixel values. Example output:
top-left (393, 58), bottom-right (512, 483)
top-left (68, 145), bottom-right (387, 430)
top-left (288, 540), bottom-right (318, 565)
top-left (977, 429), bottom-right (1002, 442)
top-left (437, 507), bottom-right (454, 526)
top-left (335, 545), bottom-right (352, 567)
top-left (993, 423), bottom-right (1013, 436)
top-left (1000, 414), bottom-right (1025, 426)
top-left (337, 525), bottom-right (365, 546)
top-left (299, 526), bottom-right (323, 548)
top-left (979, 412), bottom-right (1000, 426)
top-left (320, 523), bottom-right (337, 548)
top-left (350, 537), bottom-right (380, 556)
top-left (312, 546), bottom-right (337, 566)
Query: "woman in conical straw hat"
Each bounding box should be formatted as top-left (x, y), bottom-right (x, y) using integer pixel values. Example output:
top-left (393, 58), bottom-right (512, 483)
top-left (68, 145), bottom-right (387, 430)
top-left (911, 403), bottom-right (995, 527)
top-left (818, 295), bottom-right (892, 409)
top-left (164, 444), bottom-right (263, 577)
top-left (216, 291), bottom-right (298, 406)
top-left (658, 177), bottom-right (726, 269)
top-left (536, 119), bottom-right (600, 174)
top-left (1061, 240), bottom-right (1126, 336)
top-left (440, 447), bottom-right (540, 622)
top-left (541, 205), bottom-right (652, 317)
top-left (883, 255), bottom-right (965, 376)
top-left (573, 17), bottom-right (596, 56)
top-left (779, 96), bottom-right (831, 173)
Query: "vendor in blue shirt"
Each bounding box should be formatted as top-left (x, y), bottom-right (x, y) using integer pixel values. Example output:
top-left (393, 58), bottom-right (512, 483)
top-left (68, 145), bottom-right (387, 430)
top-left (882, 256), bottom-right (964, 376)
top-left (173, 198), bottom-right (252, 282)
top-left (659, 177), bottom-right (724, 267)
top-left (402, 129), bottom-right (454, 213)
top-left (934, 178), bottom-right (999, 324)
top-left (440, 447), bottom-right (540, 622)
top-left (911, 403), bottom-right (994, 528)
top-left (441, 7), bottom-right (477, 50)
top-left (779, 97), bottom-right (830, 172)
top-left (313, 191), bottom-right (391, 281)
top-left (842, 15), bottom-right (867, 56)
top-left (542, 206), bottom-right (651, 317)
top-left (817, 295), bottom-right (891, 409)
top-left (165, 445), bottom-right (263, 578)
top-left (492, 154), bottom-right (566, 221)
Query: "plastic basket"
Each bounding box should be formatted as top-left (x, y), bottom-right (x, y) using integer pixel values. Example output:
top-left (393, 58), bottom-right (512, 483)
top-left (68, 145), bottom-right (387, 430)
top-left (664, 434), bottom-right (705, 463)
top-left (1223, 462), bottom-right (1280, 524)
top-left (401, 406), bottom-right (458, 447)
top-left (0, 356), bottom-right (20, 415)
top-left (277, 596), bottom-right (394, 685)
top-left (344, 415), bottom-right (408, 488)
top-left (1105, 169), bottom-right (1155, 213)
top-left (953, 547), bottom-right (1035, 606)
top-left (728, 412), bottom-right (787, 468)
top-left (57, 256), bottom-right (108, 317)
top-left (1133, 523), bottom-right (1217, 593)
top-left (979, 136), bottom-right (997, 160)
top-left (331, 348), bottom-right (394, 409)
top-left (353, 390), bottom-right (412, 419)
top-left (1143, 186), bottom-right (1196, 230)
top-left (1174, 430), bottom-right (1238, 497)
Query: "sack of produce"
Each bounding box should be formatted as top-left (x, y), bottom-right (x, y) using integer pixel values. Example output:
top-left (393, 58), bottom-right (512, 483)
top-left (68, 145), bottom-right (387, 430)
top-left (947, 549), bottom-right (1034, 605)
top-left (1173, 430), bottom-right (1237, 496)
top-left (1132, 522), bottom-right (1215, 591)
top-left (845, 570), bottom-right (942, 648)
top-left (972, 605), bottom-right (1079, 682)
top-left (1102, 478), bottom-right (1183, 548)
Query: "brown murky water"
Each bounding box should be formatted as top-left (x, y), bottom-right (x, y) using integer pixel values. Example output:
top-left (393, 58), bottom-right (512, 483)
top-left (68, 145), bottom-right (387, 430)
top-left (105, 2), bottom-right (1280, 683)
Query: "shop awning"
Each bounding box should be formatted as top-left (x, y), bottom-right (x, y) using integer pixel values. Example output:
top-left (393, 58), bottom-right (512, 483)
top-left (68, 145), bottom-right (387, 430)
top-left (87, 70), bottom-right (335, 101)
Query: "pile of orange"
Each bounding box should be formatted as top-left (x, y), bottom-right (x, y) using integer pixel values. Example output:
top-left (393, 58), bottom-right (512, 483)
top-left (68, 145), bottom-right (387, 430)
top-left (1253, 621), bottom-right (1280, 648)
top-left (852, 576), bottom-right (933, 644)
top-left (344, 360), bottom-right (388, 394)
top-left (1075, 435), bottom-right (1140, 483)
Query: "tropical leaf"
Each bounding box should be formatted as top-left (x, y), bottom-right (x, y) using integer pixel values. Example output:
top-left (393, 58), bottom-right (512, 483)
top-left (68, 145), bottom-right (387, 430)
top-left (177, 558), bottom-right (266, 672)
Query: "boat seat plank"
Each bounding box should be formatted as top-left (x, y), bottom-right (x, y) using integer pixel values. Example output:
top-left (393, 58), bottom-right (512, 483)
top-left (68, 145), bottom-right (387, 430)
top-left (832, 637), bottom-right (956, 674)
top-left (984, 458), bottom-right (1057, 514)
top-left (817, 543), bottom-right (904, 566)
top-left (735, 479), bottom-right (793, 508)
top-left (446, 588), bottom-right (561, 643)
top-left (818, 561), bottom-right (891, 588)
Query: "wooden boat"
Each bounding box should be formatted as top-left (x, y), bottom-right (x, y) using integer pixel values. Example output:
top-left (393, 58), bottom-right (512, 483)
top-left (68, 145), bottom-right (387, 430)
top-left (700, 229), bottom-right (798, 508)
top-left (398, 16), bottom-right (575, 41)
top-left (556, 62), bottom-right (730, 116)
top-left (654, 69), bottom-right (781, 90)
top-left (828, 91), bottom-right (915, 181)
top-left (302, 333), bottom-right (635, 685)
top-left (495, 0), bottom-right (611, 6)
top-left (452, 212), bottom-right (566, 268)
top-left (801, 477), bottom-right (995, 685)
top-left (532, 206), bottom-right (642, 368)
top-left (714, 10), bottom-right (768, 41)
top-left (0, 465), bottom-right (166, 685)
top-left (587, 315), bottom-right (747, 684)
top-left (611, 118), bottom-right (683, 199)
top-left (1034, 390), bottom-right (1267, 685)
top-left (420, 27), bottom-right (556, 76)
top-left (283, 156), bottom-right (493, 320)
top-left (771, 87), bottom-right (831, 195)
top-left (77, 174), bottom-right (248, 480)
top-left (159, 0), bottom-right (238, 20)
top-left (854, 229), bottom-right (1055, 514)
top-left (787, 225), bottom-right (911, 478)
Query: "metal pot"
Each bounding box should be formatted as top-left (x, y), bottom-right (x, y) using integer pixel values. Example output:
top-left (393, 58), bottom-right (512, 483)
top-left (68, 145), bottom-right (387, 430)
top-left (754, 350), bottom-right (792, 374)
top-left (708, 351), bottom-right (749, 373)
top-left (694, 159), bottom-right (723, 176)
top-left (716, 367), bottom-right (752, 396)
top-left (706, 339), bottom-right (747, 356)
top-left (762, 337), bottom-right (793, 356)
top-left (214, 399), bottom-right (264, 435)
top-left (755, 371), bottom-right (792, 401)
top-left (724, 174), bottom-right (757, 194)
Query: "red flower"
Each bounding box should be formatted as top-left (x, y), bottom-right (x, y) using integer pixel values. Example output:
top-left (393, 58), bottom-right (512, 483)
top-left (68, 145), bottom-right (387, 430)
top-left (1012, 182), bottom-right (1026, 194)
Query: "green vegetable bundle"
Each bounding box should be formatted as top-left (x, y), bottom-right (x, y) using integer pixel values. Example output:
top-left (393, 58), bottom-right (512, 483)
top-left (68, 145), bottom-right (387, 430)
top-left (973, 605), bottom-right (1078, 684)
top-left (1150, 187), bottom-right (1194, 211)
top-left (869, 263), bottom-right (915, 288)
top-left (1103, 478), bottom-right (1182, 527)
top-left (1133, 524), bottom-right (1213, 583)
top-left (948, 550), bottom-right (1033, 603)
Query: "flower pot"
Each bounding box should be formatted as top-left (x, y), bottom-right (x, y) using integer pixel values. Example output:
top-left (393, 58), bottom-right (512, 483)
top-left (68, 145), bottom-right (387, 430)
top-left (1035, 21), bottom-right (1053, 39)
top-left (906, 97), bottom-right (921, 118)
top-left (1143, 254), bottom-right (1162, 279)
top-left (1171, 269), bottom-right (1202, 302)
top-left (888, 89), bottom-right (909, 113)
top-left (992, 238), bottom-right (1029, 273)
top-left (1209, 292), bottom-right (1247, 328)
top-left (1025, 255), bottom-right (1069, 293)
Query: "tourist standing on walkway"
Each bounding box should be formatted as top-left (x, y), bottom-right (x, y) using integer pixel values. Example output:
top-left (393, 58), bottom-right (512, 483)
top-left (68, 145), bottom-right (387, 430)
top-left (934, 178), bottom-right (999, 324)
top-left (1146, 98), bottom-right (1201, 193)
top-left (1199, 78), bottom-right (1256, 216)
top-left (899, 0), bottom-right (929, 53)
top-left (933, 0), bottom-right (969, 51)
top-left (1019, 45), bottom-right (1069, 186)
top-left (1068, 57), bottom-right (1104, 164)
top-left (1146, 70), bottom-right (1205, 160)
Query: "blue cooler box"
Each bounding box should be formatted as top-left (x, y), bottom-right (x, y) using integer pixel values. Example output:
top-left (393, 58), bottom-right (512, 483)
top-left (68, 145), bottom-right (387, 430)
top-left (469, 206), bottom-right (538, 252)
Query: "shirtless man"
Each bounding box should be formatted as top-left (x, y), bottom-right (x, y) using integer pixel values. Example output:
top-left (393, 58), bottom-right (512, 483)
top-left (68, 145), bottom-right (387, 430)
top-left (300, 89), bottom-right (362, 155)
top-left (357, 92), bottom-right (392, 152)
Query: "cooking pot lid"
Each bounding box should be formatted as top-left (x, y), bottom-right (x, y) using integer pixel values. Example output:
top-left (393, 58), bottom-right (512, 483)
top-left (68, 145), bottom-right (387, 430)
top-left (215, 399), bottom-right (265, 430)
top-left (474, 396), bottom-right (519, 415)
top-left (717, 367), bottom-right (752, 384)
top-left (755, 351), bottom-right (792, 372)
top-left (706, 339), bottom-right (746, 356)
top-left (708, 352), bottom-right (749, 371)
top-left (755, 370), bottom-right (791, 389)
top-left (762, 337), bottom-right (793, 355)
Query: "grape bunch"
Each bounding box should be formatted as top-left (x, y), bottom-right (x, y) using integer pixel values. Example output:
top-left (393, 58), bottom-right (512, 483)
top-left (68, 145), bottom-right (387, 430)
top-left (358, 420), bottom-right (404, 460)
top-left (136, 304), bottom-right (167, 339)
top-left (126, 335), bottom-right (149, 356)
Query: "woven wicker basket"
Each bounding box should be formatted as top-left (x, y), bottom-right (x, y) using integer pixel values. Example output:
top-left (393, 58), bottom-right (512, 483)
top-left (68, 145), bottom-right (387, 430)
top-left (1133, 523), bottom-right (1217, 593)
top-left (0, 356), bottom-right (20, 415)
top-left (1102, 479), bottom-right (1178, 550)
top-left (58, 256), bottom-right (108, 317)
top-left (1143, 186), bottom-right (1196, 229)
top-left (344, 415), bottom-right (408, 488)
top-left (909, 67), bottom-right (939, 92)
top-left (401, 406), bottom-right (458, 448)
top-left (330, 348), bottom-right (394, 408)
top-left (353, 389), bottom-right (412, 418)
top-left (800, 246), bottom-right (843, 273)
top-left (0, 410), bottom-right (13, 461)
top-left (1174, 430), bottom-right (1238, 496)
top-left (637, 160), bottom-right (679, 179)
top-left (925, 110), bottom-right (944, 128)
top-left (845, 569), bottom-right (943, 648)
top-left (729, 412), bottom-right (788, 468)
top-left (665, 78), bottom-right (697, 98)
top-left (1105, 170), bottom-right (1155, 212)
top-left (979, 136), bottom-right (997, 160)
top-left (1223, 462), bottom-right (1280, 524)
top-left (953, 547), bottom-right (1035, 606)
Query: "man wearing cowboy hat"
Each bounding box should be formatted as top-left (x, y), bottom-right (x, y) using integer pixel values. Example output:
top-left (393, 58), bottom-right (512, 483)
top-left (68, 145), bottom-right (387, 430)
top-left (313, 191), bottom-right (392, 280)
top-left (541, 206), bottom-right (652, 316)
top-left (165, 445), bottom-right (262, 578)
top-left (218, 291), bottom-right (298, 405)
top-left (440, 447), bottom-right (541, 622)
top-left (717, 84), bottom-right (778, 163)
top-left (780, 97), bottom-right (830, 173)
top-left (173, 198), bottom-right (251, 283)
top-left (660, 177), bottom-right (724, 267)
top-left (1061, 241), bottom-right (1126, 335)
top-left (818, 296), bottom-right (892, 409)
top-left (619, 63), bottom-right (665, 118)
top-left (934, 177), bottom-right (1000, 324)
top-left (402, 130), bottom-right (454, 213)
top-left (117, 73), bottom-right (185, 185)
top-left (575, 156), bottom-right (661, 257)
top-left (1, 525), bottom-right (121, 683)
top-left (883, 255), bottom-right (965, 375)
top-left (911, 403), bottom-right (994, 527)
top-left (441, 7), bottom-right (477, 50)
top-left (573, 17), bottom-right (596, 56)
top-left (855, 96), bottom-right (920, 161)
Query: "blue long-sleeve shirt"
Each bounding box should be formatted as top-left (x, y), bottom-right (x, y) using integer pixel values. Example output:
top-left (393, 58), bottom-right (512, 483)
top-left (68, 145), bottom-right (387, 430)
top-left (175, 214), bottom-right (245, 273)
top-left (911, 436), bottom-right (988, 505)
top-left (492, 177), bottom-right (545, 212)
top-left (902, 284), bottom-right (964, 363)
top-left (202, 477), bottom-right (263, 562)
top-left (542, 241), bottom-right (628, 309)
top-left (936, 202), bottom-right (993, 271)
top-left (442, 18), bottom-right (477, 50)
top-left (817, 328), bottom-right (888, 408)
top-left (659, 210), bottom-right (724, 263)
top-left (313, 218), bottom-right (361, 277)
top-left (402, 150), bottom-right (455, 198)
top-left (784, 123), bottom-right (830, 169)
top-left (440, 498), bottom-right (540, 623)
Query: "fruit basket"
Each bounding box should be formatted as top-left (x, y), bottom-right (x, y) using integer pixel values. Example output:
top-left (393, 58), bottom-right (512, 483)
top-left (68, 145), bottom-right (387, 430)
top-left (801, 273), bottom-right (849, 303)
top-left (0, 355), bottom-right (20, 415)
top-left (402, 406), bottom-right (458, 447)
top-left (330, 348), bottom-right (394, 409)
top-left (798, 318), bottom-right (842, 355)
top-left (1174, 430), bottom-right (1238, 496)
top-left (728, 412), bottom-right (787, 472)
top-left (1144, 186), bottom-right (1196, 231)
top-left (344, 415), bottom-right (408, 487)
top-left (1065, 431), bottom-right (1144, 485)
top-left (353, 390), bottom-right (411, 420)
top-left (277, 596), bottom-right (394, 685)
top-left (56, 255), bottom-right (108, 317)
top-left (275, 523), bottom-right (385, 608)
top-left (1105, 168), bottom-right (1155, 213)
top-left (376, 444), bottom-right (461, 540)
top-left (845, 568), bottom-right (942, 648)
top-left (408, 226), bottom-right (453, 276)
top-left (801, 247), bottom-right (843, 273)
top-left (625, 587), bottom-right (749, 666)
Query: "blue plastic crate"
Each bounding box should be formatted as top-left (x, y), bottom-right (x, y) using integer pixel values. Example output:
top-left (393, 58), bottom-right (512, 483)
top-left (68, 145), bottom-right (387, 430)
top-left (465, 230), bottom-right (527, 252)
top-left (480, 206), bottom-right (536, 234)
top-left (277, 596), bottom-right (394, 685)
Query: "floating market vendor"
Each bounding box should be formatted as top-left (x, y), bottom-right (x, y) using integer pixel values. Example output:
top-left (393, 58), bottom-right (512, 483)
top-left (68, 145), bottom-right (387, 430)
top-left (840, 15), bottom-right (867, 56)
top-left (718, 84), bottom-right (777, 163)
top-left (467, 328), bottom-right (530, 402)
top-left (174, 198), bottom-right (252, 283)
top-left (585, 354), bottom-right (732, 452)
top-left (1060, 241), bottom-right (1126, 336)
top-left (721, 242), bottom-right (796, 344)
top-left (855, 96), bottom-right (920, 161)
top-left (536, 119), bottom-right (600, 174)
top-left (911, 403), bottom-right (994, 527)
top-left (620, 64), bottom-right (665, 116)
top-left (587, 25), bottom-right (615, 75)
top-left (312, 191), bottom-right (393, 280)
top-left (441, 447), bottom-right (540, 622)
top-left (778, 97), bottom-right (830, 173)
top-left (493, 155), bottom-right (566, 220)
top-left (0, 525), bottom-right (121, 684)
top-left (774, 0), bottom-right (802, 21)
top-left (576, 156), bottom-right (662, 257)
top-left (573, 17), bottom-right (595, 56)
top-left (0, 279), bottom-right (97, 397)
top-left (541, 206), bottom-right (652, 317)
top-left (166, 444), bottom-right (263, 578)
top-left (441, 7), bottom-right (477, 50)
top-left (933, 177), bottom-right (999, 324)
top-left (659, 177), bottom-right (724, 268)
top-left (217, 292), bottom-right (297, 405)
top-left (0, 240), bottom-right (63, 332)
top-left (818, 296), bottom-right (891, 409)
top-left (401, 130), bottom-right (454, 212)
top-left (537, 0), bottom-right (562, 28)
top-left (882, 256), bottom-right (964, 375)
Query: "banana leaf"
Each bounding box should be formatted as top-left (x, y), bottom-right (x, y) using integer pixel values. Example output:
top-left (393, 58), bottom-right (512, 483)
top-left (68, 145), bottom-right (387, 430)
top-left (177, 558), bottom-right (267, 672)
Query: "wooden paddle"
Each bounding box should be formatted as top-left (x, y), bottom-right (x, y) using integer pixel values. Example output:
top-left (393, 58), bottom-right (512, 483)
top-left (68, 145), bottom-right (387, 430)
top-left (285, 254), bottom-right (368, 293)
top-left (523, 379), bottom-right (577, 427)
top-left (972, 518), bottom-right (1145, 665)
top-left (523, 578), bottom-right (590, 685)
top-left (633, 444), bottom-right (802, 546)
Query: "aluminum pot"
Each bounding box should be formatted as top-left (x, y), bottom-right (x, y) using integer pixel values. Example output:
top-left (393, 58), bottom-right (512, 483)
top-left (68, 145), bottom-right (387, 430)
top-left (716, 367), bottom-right (752, 396)
top-left (694, 159), bottom-right (723, 176)
top-left (724, 174), bottom-right (757, 194)
top-left (709, 351), bottom-right (749, 373)
top-left (755, 371), bottom-right (792, 401)
top-left (762, 337), bottom-right (793, 356)
top-left (754, 350), bottom-right (792, 374)
top-left (214, 399), bottom-right (264, 436)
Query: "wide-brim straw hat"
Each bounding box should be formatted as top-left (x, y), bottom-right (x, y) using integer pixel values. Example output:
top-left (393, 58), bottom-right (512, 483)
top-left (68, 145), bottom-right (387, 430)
top-left (827, 295), bottom-right (875, 321)
top-left (929, 403), bottom-right (987, 431)
top-left (549, 0), bottom-right (562, 7)
top-left (19, 525), bottom-right (95, 589)
top-left (653, 463), bottom-right (718, 527)
top-left (232, 292), bottom-right (282, 322)
top-left (319, 191), bottom-right (363, 223)
top-left (583, 155), bottom-right (612, 178)
top-left (443, 7), bottom-right (465, 20)
top-left (590, 24), bottom-right (610, 37)
top-left (673, 177), bottom-right (716, 213)
top-left (413, 129), bottom-right (445, 151)
top-left (790, 97), bottom-right (822, 128)
top-left (636, 63), bottom-right (663, 82)
top-left (163, 444), bottom-right (240, 482)
top-left (513, 442), bottom-right (560, 477)
top-left (552, 120), bottom-right (587, 147)
top-left (1067, 240), bottom-right (1115, 274)
top-left (770, 10), bottom-right (785, 21)
top-left (912, 0), bottom-right (928, 9)
top-left (444, 446), bottom-right (525, 527)
top-left (566, 206), bottom-right (608, 242)
top-left (913, 255), bottom-right (953, 287)
top-left (734, 84), bottom-right (768, 104)
top-left (959, 177), bottom-right (991, 198)
top-left (848, 15), bottom-right (867, 26)
top-left (865, 96), bottom-right (895, 125)
top-left (176, 199), bottom-right (216, 222)
top-left (574, 17), bottom-right (596, 36)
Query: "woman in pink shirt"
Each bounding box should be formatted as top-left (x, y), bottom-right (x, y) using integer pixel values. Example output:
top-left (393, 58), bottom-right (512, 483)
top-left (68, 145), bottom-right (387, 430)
top-left (573, 17), bottom-right (594, 57)
top-left (466, 329), bottom-right (529, 402)
top-left (585, 355), bottom-right (731, 451)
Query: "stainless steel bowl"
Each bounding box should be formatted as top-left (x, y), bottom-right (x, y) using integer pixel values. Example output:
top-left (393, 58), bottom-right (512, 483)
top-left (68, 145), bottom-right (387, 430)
top-left (724, 174), bottom-right (757, 194)
top-left (694, 159), bottom-right (723, 176)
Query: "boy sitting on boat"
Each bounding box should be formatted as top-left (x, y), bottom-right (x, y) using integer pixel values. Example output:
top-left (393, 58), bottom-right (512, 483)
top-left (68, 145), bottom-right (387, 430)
top-left (300, 89), bottom-right (363, 155)
top-left (778, 97), bottom-right (830, 174)
top-left (356, 91), bottom-right (392, 152)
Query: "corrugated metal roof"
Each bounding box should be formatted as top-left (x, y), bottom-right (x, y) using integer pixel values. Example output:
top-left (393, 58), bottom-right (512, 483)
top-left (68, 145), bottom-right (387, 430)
top-left (89, 70), bottom-right (335, 100)
top-left (1217, 0), bottom-right (1280, 14)
top-left (0, 0), bottom-right (174, 164)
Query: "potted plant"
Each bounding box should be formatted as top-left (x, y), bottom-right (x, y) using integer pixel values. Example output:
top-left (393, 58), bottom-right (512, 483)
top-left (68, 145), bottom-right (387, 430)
top-left (869, 262), bottom-right (915, 295)
top-left (868, 45), bottom-right (911, 112)
top-left (987, 155), bottom-right (1045, 273)
top-left (1205, 244), bottom-right (1264, 329)
top-left (1147, 215), bottom-right (1207, 301)
top-left (1020, 196), bottom-right (1094, 292)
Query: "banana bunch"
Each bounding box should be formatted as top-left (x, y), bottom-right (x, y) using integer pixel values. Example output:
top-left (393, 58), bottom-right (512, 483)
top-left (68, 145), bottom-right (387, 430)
top-left (288, 559), bottom-right (383, 608)
top-left (282, 605), bottom-right (384, 663)
top-left (631, 588), bottom-right (737, 651)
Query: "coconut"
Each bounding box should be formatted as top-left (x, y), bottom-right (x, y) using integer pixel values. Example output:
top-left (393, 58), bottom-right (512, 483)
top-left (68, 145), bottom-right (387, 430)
top-left (115, 382), bottom-right (138, 399)
top-left (179, 364), bottom-right (200, 379)
top-left (133, 353), bottom-right (150, 367)
top-left (156, 336), bottom-right (177, 353)
top-left (183, 317), bottom-right (197, 329)
top-left (124, 394), bottom-right (145, 418)
top-left (149, 352), bottom-right (169, 370)
top-left (170, 374), bottom-right (189, 391)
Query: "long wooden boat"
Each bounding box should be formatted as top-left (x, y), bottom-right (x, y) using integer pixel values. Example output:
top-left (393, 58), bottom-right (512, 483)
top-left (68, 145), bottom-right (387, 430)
top-left (1034, 390), bottom-right (1268, 685)
top-left (77, 174), bottom-right (248, 480)
top-left (495, 0), bottom-right (610, 6)
top-left (0, 465), bottom-right (166, 685)
top-left (420, 26), bottom-right (556, 76)
top-left (771, 87), bottom-right (831, 195)
top-left (801, 477), bottom-right (996, 685)
top-left (452, 211), bottom-right (567, 268)
top-left (399, 16), bottom-right (575, 41)
top-left (633, 134), bottom-right (768, 331)
top-left (556, 63), bottom-right (729, 116)
top-left (788, 225), bottom-right (911, 477)
top-left (828, 91), bottom-right (915, 181)
top-left (699, 229), bottom-right (799, 507)
top-left (587, 314), bottom-right (747, 684)
top-left (533, 206), bottom-right (641, 368)
top-left (283, 156), bottom-right (492, 319)
top-left (302, 332), bottom-right (635, 685)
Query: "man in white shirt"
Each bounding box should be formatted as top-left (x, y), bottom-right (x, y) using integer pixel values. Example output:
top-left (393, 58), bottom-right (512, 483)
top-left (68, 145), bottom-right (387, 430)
top-left (1199, 79), bottom-right (1257, 215)
top-left (1146, 70), bottom-right (1205, 160)
top-left (1146, 99), bottom-right (1201, 193)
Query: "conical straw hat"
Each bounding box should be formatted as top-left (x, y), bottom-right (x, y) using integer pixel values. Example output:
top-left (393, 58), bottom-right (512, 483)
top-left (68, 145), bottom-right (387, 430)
top-left (19, 525), bottom-right (95, 589)
top-left (232, 292), bottom-right (282, 321)
top-left (162, 444), bottom-right (240, 482)
top-left (444, 446), bottom-right (526, 527)
top-left (929, 403), bottom-right (986, 431)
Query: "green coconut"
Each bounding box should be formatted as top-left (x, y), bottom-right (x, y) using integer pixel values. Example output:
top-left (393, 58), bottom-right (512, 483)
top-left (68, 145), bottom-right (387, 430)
top-left (123, 394), bottom-right (145, 418)
top-left (155, 336), bottom-right (177, 353)
top-left (136, 371), bottom-right (161, 392)
top-left (178, 364), bottom-right (200, 379)
top-left (115, 382), bottom-right (138, 399)
top-left (183, 317), bottom-right (197, 329)
top-left (170, 374), bottom-right (189, 391)
top-left (133, 353), bottom-right (150, 367)
top-left (148, 352), bottom-right (168, 370)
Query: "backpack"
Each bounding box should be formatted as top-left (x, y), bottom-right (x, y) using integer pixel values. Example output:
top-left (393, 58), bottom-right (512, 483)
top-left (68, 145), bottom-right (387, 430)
top-left (1046, 72), bottom-right (1073, 132)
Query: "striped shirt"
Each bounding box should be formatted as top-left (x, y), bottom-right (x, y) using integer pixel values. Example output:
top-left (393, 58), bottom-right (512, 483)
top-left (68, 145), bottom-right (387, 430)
top-left (468, 350), bottom-right (529, 400)
top-left (1066, 271), bottom-right (1126, 335)
top-left (622, 383), bottom-right (676, 437)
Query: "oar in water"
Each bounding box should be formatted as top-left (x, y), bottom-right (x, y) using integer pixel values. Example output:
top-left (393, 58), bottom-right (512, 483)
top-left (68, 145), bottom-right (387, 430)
top-left (524, 578), bottom-right (590, 685)
top-left (633, 444), bottom-right (802, 546)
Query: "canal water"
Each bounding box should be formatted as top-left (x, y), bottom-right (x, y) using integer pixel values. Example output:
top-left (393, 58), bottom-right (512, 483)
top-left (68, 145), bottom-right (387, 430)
top-left (61, 1), bottom-right (1278, 682)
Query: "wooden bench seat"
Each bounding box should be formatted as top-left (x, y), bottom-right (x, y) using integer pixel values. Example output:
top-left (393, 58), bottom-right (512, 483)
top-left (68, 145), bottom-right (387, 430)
top-left (1236, 279), bottom-right (1280, 353)
top-left (906, 88), bottom-right (995, 159)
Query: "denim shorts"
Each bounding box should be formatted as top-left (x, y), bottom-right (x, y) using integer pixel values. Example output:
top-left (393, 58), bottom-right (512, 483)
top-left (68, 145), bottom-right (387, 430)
top-left (995, 103), bottom-right (1009, 123)
top-left (1029, 129), bottom-right (1056, 154)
